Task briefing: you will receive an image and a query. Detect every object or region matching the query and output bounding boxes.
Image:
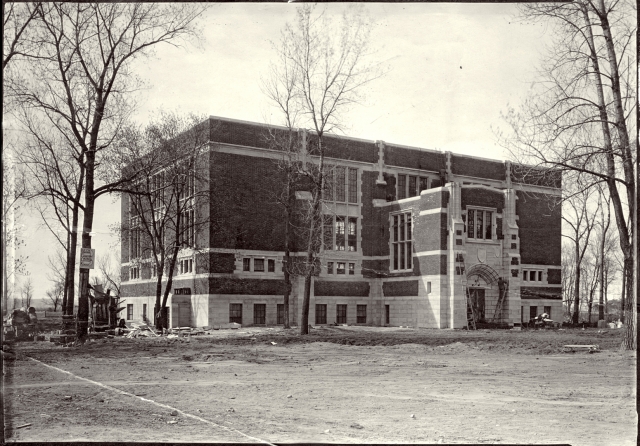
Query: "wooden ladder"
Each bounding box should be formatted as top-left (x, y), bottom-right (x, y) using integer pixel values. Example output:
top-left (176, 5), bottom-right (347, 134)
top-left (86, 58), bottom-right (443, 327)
top-left (465, 286), bottom-right (477, 330)
top-left (491, 278), bottom-right (509, 323)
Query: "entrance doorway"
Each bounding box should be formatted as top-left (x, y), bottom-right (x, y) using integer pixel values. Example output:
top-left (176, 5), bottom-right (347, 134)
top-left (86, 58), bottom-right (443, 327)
top-left (469, 288), bottom-right (486, 323)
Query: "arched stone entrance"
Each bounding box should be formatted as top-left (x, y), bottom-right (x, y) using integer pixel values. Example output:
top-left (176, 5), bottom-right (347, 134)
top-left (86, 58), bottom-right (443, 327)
top-left (465, 263), bottom-right (503, 324)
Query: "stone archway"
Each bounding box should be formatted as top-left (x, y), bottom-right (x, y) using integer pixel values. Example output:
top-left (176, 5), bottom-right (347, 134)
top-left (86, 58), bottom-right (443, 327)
top-left (465, 263), bottom-right (501, 324)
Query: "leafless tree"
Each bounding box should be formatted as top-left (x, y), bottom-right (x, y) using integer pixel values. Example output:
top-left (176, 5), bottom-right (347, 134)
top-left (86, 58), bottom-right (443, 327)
top-left (501, 0), bottom-right (635, 348)
top-left (96, 251), bottom-right (122, 298)
top-left (20, 276), bottom-right (34, 309)
top-left (121, 112), bottom-right (211, 330)
top-left (3, 2), bottom-right (41, 69)
top-left (562, 178), bottom-right (599, 324)
top-left (268, 4), bottom-right (384, 334)
top-left (46, 282), bottom-right (63, 312)
top-left (10, 3), bottom-right (208, 340)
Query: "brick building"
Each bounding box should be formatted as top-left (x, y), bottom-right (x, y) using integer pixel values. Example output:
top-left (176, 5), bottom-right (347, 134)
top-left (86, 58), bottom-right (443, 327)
top-left (120, 116), bottom-right (562, 329)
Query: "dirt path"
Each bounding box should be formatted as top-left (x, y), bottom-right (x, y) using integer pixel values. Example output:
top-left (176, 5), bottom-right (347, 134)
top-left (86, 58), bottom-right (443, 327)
top-left (3, 329), bottom-right (637, 445)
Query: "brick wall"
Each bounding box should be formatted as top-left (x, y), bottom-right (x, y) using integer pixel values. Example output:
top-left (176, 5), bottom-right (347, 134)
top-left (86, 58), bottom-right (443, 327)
top-left (385, 144), bottom-right (446, 171)
top-left (209, 278), bottom-right (286, 295)
top-left (461, 188), bottom-right (504, 212)
top-left (362, 259), bottom-right (389, 278)
top-left (516, 192), bottom-right (561, 266)
top-left (415, 254), bottom-right (447, 275)
top-left (547, 269), bottom-right (561, 285)
top-left (511, 163), bottom-right (562, 188)
top-left (322, 134), bottom-right (377, 163)
top-left (520, 286), bottom-right (562, 300)
top-left (382, 280), bottom-right (419, 297)
top-left (451, 155), bottom-right (505, 181)
top-left (196, 252), bottom-right (236, 274)
top-left (314, 281), bottom-right (370, 297)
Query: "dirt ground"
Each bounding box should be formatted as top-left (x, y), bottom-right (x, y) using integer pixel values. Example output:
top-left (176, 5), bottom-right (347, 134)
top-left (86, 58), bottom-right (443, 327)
top-left (2, 326), bottom-right (637, 445)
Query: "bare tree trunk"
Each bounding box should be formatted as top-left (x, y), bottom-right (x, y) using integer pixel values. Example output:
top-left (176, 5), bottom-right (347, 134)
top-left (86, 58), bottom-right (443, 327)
top-left (620, 263), bottom-right (626, 323)
top-left (573, 242), bottom-right (580, 324)
top-left (282, 174), bottom-right (293, 329)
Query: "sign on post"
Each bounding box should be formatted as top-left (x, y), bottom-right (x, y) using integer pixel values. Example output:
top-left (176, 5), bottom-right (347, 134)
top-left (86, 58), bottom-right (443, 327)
top-left (80, 248), bottom-right (95, 269)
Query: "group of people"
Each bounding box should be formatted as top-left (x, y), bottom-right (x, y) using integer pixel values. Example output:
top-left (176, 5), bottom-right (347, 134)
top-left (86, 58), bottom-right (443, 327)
top-left (7, 307), bottom-right (39, 339)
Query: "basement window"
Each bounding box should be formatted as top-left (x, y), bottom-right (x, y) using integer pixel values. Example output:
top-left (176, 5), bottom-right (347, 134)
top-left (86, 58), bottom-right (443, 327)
top-left (357, 305), bottom-right (367, 324)
top-left (243, 258), bottom-right (250, 271)
top-left (229, 304), bottom-right (242, 324)
top-left (348, 263), bottom-right (355, 275)
top-left (327, 262), bottom-right (334, 274)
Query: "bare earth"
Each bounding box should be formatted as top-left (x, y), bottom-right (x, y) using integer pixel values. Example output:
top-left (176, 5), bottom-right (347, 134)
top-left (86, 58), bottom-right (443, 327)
top-left (2, 326), bottom-right (637, 445)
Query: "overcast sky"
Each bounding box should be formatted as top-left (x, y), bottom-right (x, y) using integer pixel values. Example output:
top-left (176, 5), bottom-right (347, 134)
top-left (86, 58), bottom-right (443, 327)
top-left (14, 3), bottom-right (552, 302)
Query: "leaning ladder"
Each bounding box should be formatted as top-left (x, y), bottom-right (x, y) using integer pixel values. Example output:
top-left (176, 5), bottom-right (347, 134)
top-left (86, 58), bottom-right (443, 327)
top-left (465, 286), bottom-right (477, 330)
top-left (491, 279), bottom-right (509, 323)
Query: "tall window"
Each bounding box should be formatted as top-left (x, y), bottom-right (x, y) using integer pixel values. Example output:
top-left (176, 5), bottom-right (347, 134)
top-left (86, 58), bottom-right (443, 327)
top-left (357, 305), bottom-right (367, 324)
top-left (277, 304), bottom-right (284, 325)
top-left (467, 208), bottom-right (493, 240)
top-left (127, 304), bottom-right (133, 320)
top-left (325, 166), bottom-right (358, 203)
top-left (397, 174), bottom-right (429, 200)
top-left (335, 166), bottom-right (346, 202)
top-left (315, 304), bottom-right (327, 324)
top-left (151, 172), bottom-right (164, 210)
top-left (178, 169), bottom-right (195, 247)
top-left (335, 217), bottom-right (345, 250)
top-left (229, 304), bottom-right (242, 324)
top-left (391, 211), bottom-right (412, 271)
top-left (129, 197), bottom-right (141, 260)
top-left (348, 168), bottom-right (358, 203)
top-left (336, 304), bottom-right (347, 324)
top-left (323, 215), bottom-right (358, 252)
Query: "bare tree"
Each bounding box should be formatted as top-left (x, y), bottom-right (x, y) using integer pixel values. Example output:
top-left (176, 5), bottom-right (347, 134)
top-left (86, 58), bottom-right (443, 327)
top-left (95, 251), bottom-right (122, 298)
top-left (501, 0), bottom-right (636, 348)
top-left (268, 4), bottom-right (383, 334)
top-left (20, 276), bottom-right (34, 308)
top-left (10, 3), bottom-right (208, 340)
top-left (46, 282), bottom-right (63, 312)
top-left (2, 2), bottom-right (41, 69)
top-left (121, 112), bottom-right (212, 330)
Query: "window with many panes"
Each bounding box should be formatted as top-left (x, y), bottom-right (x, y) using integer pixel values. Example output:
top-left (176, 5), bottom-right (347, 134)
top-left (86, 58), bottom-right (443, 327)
top-left (323, 215), bottom-right (358, 252)
top-left (337, 262), bottom-right (346, 274)
top-left (315, 304), bottom-right (327, 324)
top-left (325, 166), bottom-right (358, 203)
top-left (229, 304), bottom-right (242, 324)
top-left (254, 258), bottom-right (265, 272)
top-left (127, 304), bottom-right (133, 320)
top-left (178, 168), bottom-right (195, 247)
top-left (243, 258), bottom-right (251, 271)
top-left (277, 304), bottom-right (284, 324)
top-left (254, 304), bottom-right (266, 325)
top-left (466, 208), bottom-right (494, 240)
top-left (336, 304), bottom-right (347, 324)
top-left (129, 266), bottom-right (140, 280)
top-left (357, 305), bottom-right (367, 324)
top-left (391, 211), bottom-right (412, 271)
top-left (397, 174), bottom-right (430, 200)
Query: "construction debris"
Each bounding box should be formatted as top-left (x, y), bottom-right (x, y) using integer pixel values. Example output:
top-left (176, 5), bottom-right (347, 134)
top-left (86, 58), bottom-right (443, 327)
top-left (125, 323), bottom-right (159, 338)
top-left (563, 344), bottom-right (599, 353)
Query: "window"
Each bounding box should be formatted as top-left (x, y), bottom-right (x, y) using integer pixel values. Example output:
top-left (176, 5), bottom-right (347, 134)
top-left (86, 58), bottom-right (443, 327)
top-left (151, 172), bottom-right (164, 210)
top-left (397, 175), bottom-right (406, 200)
top-left (130, 266), bottom-right (140, 280)
top-left (337, 262), bottom-right (346, 275)
top-left (357, 305), bottom-right (367, 324)
top-left (326, 166), bottom-right (358, 203)
top-left (335, 167), bottom-right (346, 202)
top-left (323, 216), bottom-right (334, 251)
top-left (385, 305), bottom-right (390, 324)
top-left (127, 304), bottom-right (133, 320)
top-left (315, 304), bottom-right (327, 324)
top-left (277, 304), bottom-right (284, 325)
top-left (347, 217), bottom-right (357, 251)
top-left (254, 304), bottom-right (266, 325)
top-left (529, 306), bottom-right (538, 320)
top-left (523, 269), bottom-right (543, 282)
top-left (427, 282), bottom-right (432, 294)
top-left (178, 168), bottom-right (195, 248)
top-left (230, 304), bottom-right (242, 324)
top-left (179, 258), bottom-right (193, 275)
top-left (348, 168), bottom-right (358, 203)
top-left (336, 304), bottom-right (347, 324)
top-left (142, 304), bottom-right (147, 320)
top-left (391, 211), bottom-right (412, 271)
top-left (129, 198), bottom-right (141, 260)
top-left (397, 174), bottom-right (429, 199)
top-left (268, 259), bottom-right (275, 272)
top-left (467, 208), bottom-right (493, 240)
top-left (327, 262), bottom-right (334, 274)
top-left (254, 258), bottom-right (265, 272)
top-left (348, 263), bottom-right (355, 275)
top-left (335, 217), bottom-right (345, 250)
top-left (151, 264), bottom-right (157, 278)
top-left (544, 306), bottom-right (551, 318)
top-left (324, 215), bottom-right (358, 252)
top-left (243, 258), bottom-right (250, 271)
